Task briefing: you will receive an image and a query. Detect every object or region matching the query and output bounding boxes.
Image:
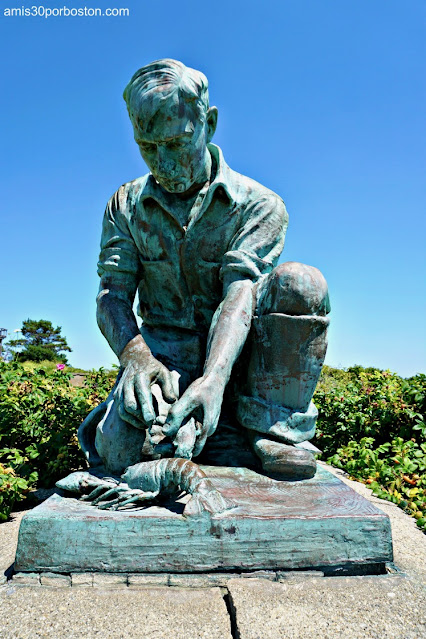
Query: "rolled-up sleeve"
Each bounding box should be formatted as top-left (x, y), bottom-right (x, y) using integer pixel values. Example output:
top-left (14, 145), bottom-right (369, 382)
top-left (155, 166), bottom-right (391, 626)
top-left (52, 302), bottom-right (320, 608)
top-left (97, 186), bottom-right (141, 278)
top-left (221, 194), bottom-right (288, 292)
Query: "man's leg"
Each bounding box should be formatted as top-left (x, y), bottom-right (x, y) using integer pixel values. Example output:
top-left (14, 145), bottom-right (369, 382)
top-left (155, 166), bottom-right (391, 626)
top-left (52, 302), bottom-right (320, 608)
top-left (236, 261), bottom-right (330, 479)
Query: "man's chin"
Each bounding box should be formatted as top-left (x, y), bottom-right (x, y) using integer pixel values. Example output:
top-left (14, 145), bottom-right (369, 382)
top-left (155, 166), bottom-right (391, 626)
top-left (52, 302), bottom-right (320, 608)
top-left (155, 177), bottom-right (189, 194)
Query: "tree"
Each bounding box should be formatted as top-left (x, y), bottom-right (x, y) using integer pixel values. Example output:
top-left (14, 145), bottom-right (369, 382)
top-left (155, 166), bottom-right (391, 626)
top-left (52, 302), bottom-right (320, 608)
top-left (7, 319), bottom-right (72, 363)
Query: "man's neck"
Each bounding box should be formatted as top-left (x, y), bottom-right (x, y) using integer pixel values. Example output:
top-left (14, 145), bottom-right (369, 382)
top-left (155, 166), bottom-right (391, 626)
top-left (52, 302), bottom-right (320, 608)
top-left (158, 151), bottom-right (213, 228)
top-left (175, 151), bottom-right (212, 201)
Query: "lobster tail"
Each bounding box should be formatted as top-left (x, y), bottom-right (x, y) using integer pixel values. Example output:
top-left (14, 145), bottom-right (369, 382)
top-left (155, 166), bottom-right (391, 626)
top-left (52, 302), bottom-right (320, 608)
top-left (185, 479), bottom-right (237, 516)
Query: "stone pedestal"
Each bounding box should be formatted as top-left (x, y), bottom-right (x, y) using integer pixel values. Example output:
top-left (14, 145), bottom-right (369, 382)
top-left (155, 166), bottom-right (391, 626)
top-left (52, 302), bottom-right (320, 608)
top-left (15, 465), bottom-right (392, 574)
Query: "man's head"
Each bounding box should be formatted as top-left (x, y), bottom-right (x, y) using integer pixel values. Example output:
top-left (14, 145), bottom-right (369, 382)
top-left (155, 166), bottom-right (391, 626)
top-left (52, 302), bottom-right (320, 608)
top-left (123, 59), bottom-right (218, 193)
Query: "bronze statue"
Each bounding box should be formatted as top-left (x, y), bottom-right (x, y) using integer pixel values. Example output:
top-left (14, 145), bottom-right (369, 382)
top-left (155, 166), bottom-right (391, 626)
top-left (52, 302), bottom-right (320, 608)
top-left (79, 58), bottom-right (330, 481)
top-left (17, 60), bottom-right (392, 577)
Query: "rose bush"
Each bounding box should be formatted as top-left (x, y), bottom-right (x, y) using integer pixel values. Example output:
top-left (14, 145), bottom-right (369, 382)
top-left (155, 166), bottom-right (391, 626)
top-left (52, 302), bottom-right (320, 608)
top-left (0, 361), bottom-right (115, 519)
top-left (314, 366), bottom-right (426, 531)
top-left (1, 361), bottom-right (425, 529)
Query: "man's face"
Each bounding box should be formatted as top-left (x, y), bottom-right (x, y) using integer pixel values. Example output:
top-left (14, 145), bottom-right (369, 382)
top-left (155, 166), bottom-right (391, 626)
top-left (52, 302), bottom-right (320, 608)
top-left (131, 94), bottom-right (211, 194)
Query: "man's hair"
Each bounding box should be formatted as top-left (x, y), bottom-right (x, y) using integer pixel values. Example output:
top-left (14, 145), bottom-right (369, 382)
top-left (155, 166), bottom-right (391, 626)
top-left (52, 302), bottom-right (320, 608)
top-left (123, 59), bottom-right (209, 127)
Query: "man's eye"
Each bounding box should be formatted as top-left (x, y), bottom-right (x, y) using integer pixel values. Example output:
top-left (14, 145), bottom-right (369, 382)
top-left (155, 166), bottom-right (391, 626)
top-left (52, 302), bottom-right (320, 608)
top-left (138, 142), bottom-right (156, 153)
top-left (168, 139), bottom-right (189, 150)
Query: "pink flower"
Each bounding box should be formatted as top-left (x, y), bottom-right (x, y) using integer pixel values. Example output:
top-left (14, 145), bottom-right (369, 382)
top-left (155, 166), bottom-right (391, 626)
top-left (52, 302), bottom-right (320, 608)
top-left (56, 364), bottom-right (65, 371)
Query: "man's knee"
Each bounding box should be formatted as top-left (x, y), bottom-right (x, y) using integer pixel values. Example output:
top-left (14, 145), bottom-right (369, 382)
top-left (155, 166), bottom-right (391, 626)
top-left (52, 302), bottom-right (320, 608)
top-left (95, 399), bottom-right (146, 475)
top-left (257, 262), bottom-right (330, 316)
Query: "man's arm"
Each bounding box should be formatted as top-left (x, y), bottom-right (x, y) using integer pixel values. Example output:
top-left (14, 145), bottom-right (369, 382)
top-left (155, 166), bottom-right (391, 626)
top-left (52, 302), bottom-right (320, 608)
top-left (204, 279), bottom-right (253, 383)
top-left (96, 272), bottom-right (141, 359)
top-left (97, 183), bottom-right (178, 429)
top-left (163, 192), bottom-right (288, 455)
top-left (163, 278), bottom-right (254, 455)
top-left (97, 274), bottom-right (177, 428)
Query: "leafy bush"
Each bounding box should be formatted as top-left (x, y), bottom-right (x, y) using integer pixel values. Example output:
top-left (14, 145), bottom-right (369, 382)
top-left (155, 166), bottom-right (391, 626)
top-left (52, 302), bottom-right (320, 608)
top-left (20, 360), bottom-right (88, 375)
top-left (0, 463), bottom-right (36, 522)
top-left (314, 366), bottom-right (426, 456)
top-left (314, 366), bottom-right (426, 532)
top-left (2, 360), bottom-right (425, 531)
top-left (328, 437), bottom-right (426, 532)
top-left (0, 361), bottom-right (115, 518)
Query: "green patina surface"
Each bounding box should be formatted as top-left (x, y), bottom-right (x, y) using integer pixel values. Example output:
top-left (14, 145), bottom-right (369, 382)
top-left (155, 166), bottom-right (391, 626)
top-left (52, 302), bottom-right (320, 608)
top-left (80, 58), bottom-right (331, 479)
top-left (16, 466), bottom-right (392, 574)
top-left (14, 59), bottom-right (393, 573)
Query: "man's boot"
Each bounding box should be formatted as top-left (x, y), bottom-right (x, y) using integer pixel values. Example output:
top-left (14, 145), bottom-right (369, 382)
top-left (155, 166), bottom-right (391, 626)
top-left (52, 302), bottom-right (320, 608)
top-left (248, 432), bottom-right (317, 480)
top-left (236, 262), bottom-right (330, 480)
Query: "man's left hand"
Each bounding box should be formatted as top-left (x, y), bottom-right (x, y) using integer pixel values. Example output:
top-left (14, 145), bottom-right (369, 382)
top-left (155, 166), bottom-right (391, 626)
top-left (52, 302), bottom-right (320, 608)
top-left (162, 373), bottom-right (225, 457)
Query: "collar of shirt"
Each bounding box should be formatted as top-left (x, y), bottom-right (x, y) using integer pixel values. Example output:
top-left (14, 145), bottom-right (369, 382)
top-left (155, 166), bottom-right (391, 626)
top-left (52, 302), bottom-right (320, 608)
top-left (137, 144), bottom-right (239, 229)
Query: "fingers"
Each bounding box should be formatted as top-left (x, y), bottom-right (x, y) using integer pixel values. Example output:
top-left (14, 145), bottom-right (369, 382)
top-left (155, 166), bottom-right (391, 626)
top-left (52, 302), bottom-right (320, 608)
top-left (193, 408), bottom-right (220, 458)
top-left (115, 369), bottom-right (144, 429)
top-left (204, 405), bottom-right (220, 438)
top-left (157, 367), bottom-right (178, 404)
top-left (134, 375), bottom-right (156, 426)
top-left (163, 393), bottom-right (198, 437)
top-left (122, 378), bottom-right (139, 416)
top-left (164, 382), bottom-right (221, 456)
top-left (117, 394), bottom-right (146, 429)
top-left (114, 362), bottom-right (157, 428)
top-left (192, 428), bottom-right (209, 458)
top-left (114, 358), bottom-right (178, 428)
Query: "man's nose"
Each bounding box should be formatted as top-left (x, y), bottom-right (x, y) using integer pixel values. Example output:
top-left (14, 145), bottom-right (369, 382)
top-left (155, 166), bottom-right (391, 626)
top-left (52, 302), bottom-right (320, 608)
top-left (157, 147), bottom-right (177, 176)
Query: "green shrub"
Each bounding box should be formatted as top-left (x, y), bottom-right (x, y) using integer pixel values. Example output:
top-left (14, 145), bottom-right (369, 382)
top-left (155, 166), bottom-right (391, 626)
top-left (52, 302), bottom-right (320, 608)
top-left (2, 360), bottom-right (425, 530)
top-left (328, 437), bottom-right (426, 532)
top-left (0, 361), bottom-right (115, 518)
top-left (0, 463), bottom-right (36, 522)
top-left (314, 366), bottom-right (426, 532)
top-left (314, 366), bottom-right (426, 455)
top-left (21, 360), bottom-right (89, 375)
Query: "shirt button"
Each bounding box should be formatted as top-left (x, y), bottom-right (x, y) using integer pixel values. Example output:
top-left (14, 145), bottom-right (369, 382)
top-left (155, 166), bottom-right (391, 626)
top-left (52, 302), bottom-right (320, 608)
top-left (174, 229), bottom-right (184, 240)
top-left (194, 297), bottom-right (202, 308)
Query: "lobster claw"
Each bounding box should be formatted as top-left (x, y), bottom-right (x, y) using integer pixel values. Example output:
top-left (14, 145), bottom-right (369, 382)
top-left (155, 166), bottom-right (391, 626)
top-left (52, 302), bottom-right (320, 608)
top-left (173, 418), bottom-right (198, 459)
top-left (183, 490), bottom-right (237, 517)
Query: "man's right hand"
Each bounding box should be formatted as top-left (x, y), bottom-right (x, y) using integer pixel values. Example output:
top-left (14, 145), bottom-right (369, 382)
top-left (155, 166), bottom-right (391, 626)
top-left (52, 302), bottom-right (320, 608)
top-left (115, 336), bottom-right (177, 429)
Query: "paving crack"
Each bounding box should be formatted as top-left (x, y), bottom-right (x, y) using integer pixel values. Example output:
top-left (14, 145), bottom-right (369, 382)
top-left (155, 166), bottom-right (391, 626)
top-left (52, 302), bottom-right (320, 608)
top-left (223, 588), bottom-right (241, 639)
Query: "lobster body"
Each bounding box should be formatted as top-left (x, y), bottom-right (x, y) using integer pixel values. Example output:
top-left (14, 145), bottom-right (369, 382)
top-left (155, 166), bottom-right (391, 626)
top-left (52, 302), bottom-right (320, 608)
top-left (123, 458), bottom-right (206, 495)
top-left (56, 458), bottom-right (236, 516)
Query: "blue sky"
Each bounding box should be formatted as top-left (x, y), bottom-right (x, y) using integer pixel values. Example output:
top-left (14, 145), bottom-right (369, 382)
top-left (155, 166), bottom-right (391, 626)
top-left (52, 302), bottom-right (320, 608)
top-left (1, 0), bottom-right (425, 376)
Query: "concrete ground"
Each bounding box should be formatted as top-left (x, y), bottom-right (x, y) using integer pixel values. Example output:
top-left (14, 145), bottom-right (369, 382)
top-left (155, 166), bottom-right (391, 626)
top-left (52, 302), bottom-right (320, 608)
top-left (1, 463), bottom-right (425, 639)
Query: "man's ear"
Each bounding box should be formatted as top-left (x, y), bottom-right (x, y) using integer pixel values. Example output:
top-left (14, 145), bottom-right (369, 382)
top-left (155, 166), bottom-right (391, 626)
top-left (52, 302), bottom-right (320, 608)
top-left (206, 106), bottom-right (218, 143)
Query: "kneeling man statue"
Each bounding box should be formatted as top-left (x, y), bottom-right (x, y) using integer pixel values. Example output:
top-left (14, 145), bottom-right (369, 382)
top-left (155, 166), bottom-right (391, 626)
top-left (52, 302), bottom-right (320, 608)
top-left (79, 58), bottom-right (330, 482)
top-left (16, 59), bottom-right (393, 577)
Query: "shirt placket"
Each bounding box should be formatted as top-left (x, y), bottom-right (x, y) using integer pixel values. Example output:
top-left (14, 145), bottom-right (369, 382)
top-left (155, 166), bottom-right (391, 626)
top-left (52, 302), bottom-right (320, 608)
top-left (185, 180), bottom-right (211, 233)
top-left (147, 178), bottom-right (228, 330)
top-left (182, 185), bottom-right (224, 324)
